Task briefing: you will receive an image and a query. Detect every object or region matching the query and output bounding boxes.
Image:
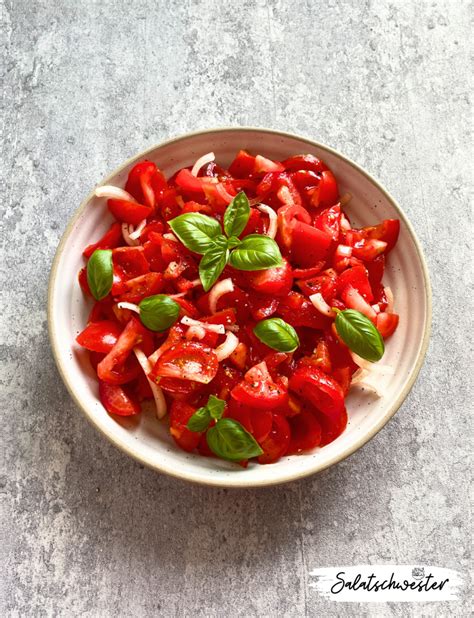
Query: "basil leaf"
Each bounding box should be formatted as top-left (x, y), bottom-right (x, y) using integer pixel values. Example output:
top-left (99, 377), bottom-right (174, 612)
top-left (227, 236), bottom-right (241, 249)
top-left (207, 395), bottom-right (226, 421)
top-left (206, 418), bottom-right (263, 461)
top-left (87, 249), bottom-right (113, 300)
top-left (335, 309), bottom-right (384, 362)
top-left (168, 213), bottom-right (221, 254)
top-left (199, 245), bottom-right (229, 292)
top-left (138, 294), bottom-right (180, 332)
top-left (187, 407), bottom-right (211, 432)
top-left (223, 191), bottom-right (250, 238)
top-left (253, 318), bottom-right (300, 353)
top-left (228, 234), bottom-right (283, 271)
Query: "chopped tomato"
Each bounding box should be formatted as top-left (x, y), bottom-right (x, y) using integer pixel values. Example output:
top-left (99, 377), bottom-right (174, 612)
top-left (336, 265), bottom-right (373, 302)
top-left (107, 199), bottom-right (152, 225)
top-left (83, 222), bottom-right (122, 258)
top-left (249, 294), bottom-right (280, 320)
top-left (125, 160), bottom-right (167, 208)
top-left (254, 154), bottom-right (284, 174)
top-left (112, 246), bottom-right (150, 279)
top-left (209, 364), bottom-right (243, 400)
top-left (151, 342), bottom-right (218, 384)
top-left (174, 168), bottom-right (205, 194)
top-left (352, 238), bottom-right (388, 261)
top-left (76, 321), bottom-right (122, 353)
top-left (258, 414), bottom-right (291, 464)
top-left (277, 202), bottom-right (311, 249)
top-left (296, 272), bottom-right (337, 301)
top-left (169, 401), bottom-right (202, 452)
top-left (290, 221), bottom-right (332, 267)
top-left (311, 170), bottom-right (339, 208)
top-left (277, 291), bottom-right (331, 329)
top-left (99, 381), bottom-right (141, 416)
top-left (226, 399), bottom-right (273, 443)
top-left (287, 408), bottom-right (322, 454)
top-left (341, 285), bottom-right (377, 321)
top-left (245, 258), bottom-right (293, 297)
top-left (201, 308), bottom-right (237, 326)
top-left (282, 154), bottom-right (328, 173)
top-left (231, 361), bottom-right (288, 410)
top-left (376, 312), bottom-right (399, 338)
top-left (228, 150), bottom-right (256, 177)
top-left (362, 219), bottom-right (400, 253)
top-left (314, 203), bottom-right (341, 242)
top-left (116, 272), bottom-right (163, 304)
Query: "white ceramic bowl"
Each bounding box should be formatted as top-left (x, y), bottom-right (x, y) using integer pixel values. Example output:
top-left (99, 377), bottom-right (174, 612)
top-left (48, 128), bottom-right (431, 487)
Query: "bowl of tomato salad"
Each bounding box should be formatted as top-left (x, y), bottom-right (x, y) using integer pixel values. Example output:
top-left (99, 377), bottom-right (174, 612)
top-left (48, 128), bottom-right (431, 487)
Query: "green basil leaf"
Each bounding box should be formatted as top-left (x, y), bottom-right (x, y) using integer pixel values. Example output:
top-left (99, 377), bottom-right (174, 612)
top-left (207, 395), bottom-right (226, 421)
top-left (187, 406), bottom-right (211, 432)
top-left (253, 318), bottom-right (300, 353)
top-left (227, 236), bottom-right (241, 249)
top-left (199, 245), bottom-right (229, 292)
top-left (206, 418), bottom-right (263, 461)
top-left (168, 213), bottom-right (221, 254)
top-left (213, 234), bottom-right (229, 250)
top-left (335, 309), bottom-right (384, 362)
top-left (87, 249), bottom-right (113, 300)
top-left (223, 191), bottom-right (250, 237)
top-left (228, 234), bottom-right (283, 271)
top-left (138, 294), bottom-right (180, 332)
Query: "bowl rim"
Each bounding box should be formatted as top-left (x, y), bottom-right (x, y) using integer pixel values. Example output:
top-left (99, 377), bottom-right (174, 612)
top-left (48, 126), bottom-right (432, 488)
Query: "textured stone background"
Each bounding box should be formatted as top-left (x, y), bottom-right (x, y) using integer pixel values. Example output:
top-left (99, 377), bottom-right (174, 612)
top-left (1, 1), bottom-right (472, 616)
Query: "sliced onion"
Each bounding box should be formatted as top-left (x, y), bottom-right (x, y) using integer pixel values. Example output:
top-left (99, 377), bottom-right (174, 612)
top-left (181, 316), bottom-right (225, 334)
top-left (340, 214), bottom-right (352, 231)
top-left (209, 278), bottom-right (234, 314)
top-left (189, 278), bottom-right (203, 288)
top-left (185, 325), bottom-right (206, 340)
top-left (95, 185), bottom-right (137, 202)
top-left (214, 183), bottom-right (234, 204)
top-left (371, 303), bottom-right (381, 314)
top-left (122, 222), bottom-right (139, 246)
top-left (148, 342), bottom-right (168, 367)
top-left (309, 293), bottom-right (335, 317)
top-left (351, 370), bottom-right (384, 397)
top-left (134, 347), bottom-right (167, 419)
top-left (129, 219), bottom-right (147, 240)
top-left (350, 352), bottom-right (395, 375)
top-left (162, 232), bottom-right (178, 242)
top-left (257, 204), bottom-right (278, 239)
top-left (191, 152), bottom-right (215, 177)
top-left (214, 331), bottom-right (239, 361)
top-left (336, 244), bottom-right (352, 257)
top-left (117, 302), bottom-right (140, 314)
top-left (384, 286), bottom-right (394, 313)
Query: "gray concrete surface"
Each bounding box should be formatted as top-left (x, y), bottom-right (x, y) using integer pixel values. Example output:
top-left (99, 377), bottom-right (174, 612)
top-left (1, 1), bottom-right (472, 616)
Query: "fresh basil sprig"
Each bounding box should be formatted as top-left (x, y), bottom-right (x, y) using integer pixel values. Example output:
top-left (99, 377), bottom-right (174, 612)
top-left (334, 309), bottom-right (384, 362)
top-left (206, 418), bottom-right (263, 462)
top-left (168, 191), bottom-right (282, 292)
top-left (87, 249), bottom-right (113, 300)
top-left (253, 318), bottom-right (300, 353)
top-left (186, 395), bottom-right (226, 432)
top-left (138, 294), bottom-right (180, 332)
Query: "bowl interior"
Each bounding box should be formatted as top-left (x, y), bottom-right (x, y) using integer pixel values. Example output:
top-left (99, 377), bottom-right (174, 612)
top-left (49, 129), bottom-right (431, 487)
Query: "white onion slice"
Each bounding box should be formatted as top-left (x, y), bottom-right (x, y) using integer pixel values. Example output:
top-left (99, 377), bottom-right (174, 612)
top-left (189, 278), bottom-right (203, 288)
top-left (117, 302), bottom-right (140, 314)
top-left (122, 223), bottom-right (139, 246)
top-left (185, 325), bottom-right (206, 340)
top-left (181, 316), bottom-right (225, 334)
top-left (336, 244), bottom-right (352, 257)
top-left (371, 303), bottom-right (381, 314)
top-left (162, 232), bottom-right (178, 242)
top-left (340, 214), bottom-right (351, 231)
top-left (214, 332), bottom-right (239, 361)
top-left (309, 293), bottom-right (335, 317)
top-left (257, 204), bottom-right (278, 239)
top-left (191, 152), bottom-right (215, 177)
top-left (209, 278), bottom-right (234, 314)
top-left (384, 286), bottom-right (394, 313)
top-left (350, 352), bottom-right (395, 375)
top-left (351, 370), bottom-right (384, 397)
top-left (133, 348), bottom-right (167, 419)
top-left (129, 219), bottom-right (147, 240)
top-left (95, 185), bottom-right (137, 202)
top-left (148, 342), bottom-right (168, 367)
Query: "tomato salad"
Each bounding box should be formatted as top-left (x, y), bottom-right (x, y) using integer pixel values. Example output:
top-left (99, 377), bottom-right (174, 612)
top-left (76, 150), bottom-right (400, 465)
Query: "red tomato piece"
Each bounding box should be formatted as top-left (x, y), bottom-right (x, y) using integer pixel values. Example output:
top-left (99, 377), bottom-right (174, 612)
top-left (277, 291), bottom-right (331, 329)
top-left (299, 340), bottom-right (332, 374)
top-left (174, 168), bottom-right (205, 193)
top-left (83, 222), bottom-right (122, 258)
top-left (276, 202), bottom-right (311, 249)
top-left (226, 399), bottom-right (273, 443)
top-left (341, 285), bottom-right (377, 321)
top-left (76, 321), bottom-right (122, 353)
top-left (376, 312), bottom-right (399, 338)
top-left (208, 364), bottom-right (243, 400)
top-left (151, 342), bottom-right (218, 384)
top-left (139, 220), bottom-right (164, 243)
top-left (352, 238), bottom-right (388, 261)
top-left (169, 401), bottom-right (202, 452)
top-left (99, 381), bottom-right (141, 416)
top-left (291, 220), bottom-right (332, 267)
top-left (282, 154), bottom-right (328, 173)
top-left (296, 272), bottom-right (337, 301)
top-left (258, 414), bottom-right (291, 464)
top-left (228, 150), bottom-right (256, 177)
top-left (231, 361), bottom-right (288, 410)
top-left (365, 254), bottom-right (385, 292)
top-left (240, 208), bottom-right (265, 237)
top-left (245, 258), bottom-right (293, 297)
top-left (249, 293), bottom-right (280, 320)
top-left (362, 219), bottom-right (400, 253)
top-left (292, 264), bottom-right (326, 279)
top-left (287, 408), bottom-right (322, 454)
top-left (78, 267), bottom-right (91, 296)
top-left (331, 367), bottom-right (352, 396)
top-left (253, 154), bottom-right (285, 174)
top-left (116, 272), bottom-right (164, 304)
top-left (336, 265), bottom-right (374, 302)
top-left (125, 160), bottom-right (167, 208)
top-left (159, 378), bottom-right (204, 399)
top-left (290, 169), bottom-right (321, 192)
top-left (107, 199), bottom-right (152, 225)
top-left (159, 187), bottom-right (182, 221)
top-left (289, 366), bottom-right (346, 429)
top-left (314, 405), bottom-right (348, 446)
top-left (112, 246), bottom-right (150, 279)
top-left (311, 170), bottom-right (339, 208)
top-left (201, 308), bottom-right (237, 326)
top-left (314, 203), bottom-right (341, 242)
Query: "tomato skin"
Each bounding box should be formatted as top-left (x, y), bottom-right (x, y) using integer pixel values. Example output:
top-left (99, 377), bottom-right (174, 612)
top-left (231, 362), bottom-right (288, 410)
top-left (296, 272), bottom-right (337, 301)
top-left (151, 342), bottom-right (219, 384)
top-left (174, 168), bottom-right (204, 193)
top-left (107, 199), bottom-right (153, 225)
top-left (277, 291), bottom-right (331, 330)
top-left (228, 150), bottom-right (256, 177)
top-left (365, 254), bottom-right (385, 293)
top-left (83, 222), bottom-right (122, 258)
top-left (290, 221), bottom-right (332, 267)
top-left (76, 321), bottom-right (122, 353)
top-left (314, 405), bottom-right (348, 446)
top-left (169, 401), bottom-right (202, 452)
top-left (376, 312), bottom-right (399, 338)
top-left (249, 294), bottom-right (280, 321)
top-left (287, 408), bottom-right (322, 454)
top-left (112, 246), bottom-right (150, 279)
top-left (254, 154), bottom-right (284, 174)
top-left (258, 414), bottom-right (291, 464)
top-left (336, 265), bottom-right (374, 302)
top-left (341, 285), bottom-right (377, 321)
top-left (352, 238), bottom-right (387, 261)
top-left (125, 160), bottom-right (167, 208)
top-left (314, 203), bottom-right (341, 242)
top-left (116, 272), bottom-right (164, 304)
top-left (99, 381), bottom-right (141, 416)
top-left (277, 202), bottom-right (311, 249)
top-left (78, 267), bottom-right (92, 296)
top-left (289, 366), bottom-right (346, 428)
top-left (201, 308), bottom-right (237, 327)
top-left (245, 259), bottom-right (293, 297)
top-left (362, 219), bottom-right (400, 253)
top-left (311, 170), bottom-right (339, 208)
top-left (282, 154), bottom-right (328, 173)
top-left (226, 399), bottom-right (273, 443)
top-left (208, 364), bottom-right (243, 400)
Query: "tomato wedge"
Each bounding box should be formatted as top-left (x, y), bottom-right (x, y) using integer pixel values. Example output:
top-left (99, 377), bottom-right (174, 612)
top-left (107, 199), bottom-right (152, 225)
top-left (311, 170), bottom-right (339, 208)
top-left (336, 265), bottom-right (374, 302)
top-left (314, 203), bottom-right (341, 242)
top-left (258, 414), bottom-right (291, 464)
top-left (290, 221), bottom-right (332, 267)
top-left (125, 160), bottom-right (167, 209)
top-left (151, 342), bottom-right (218, 384)
top-left (231, 361), bottom-right (288, 410)
top-left (83, 222), bottom-right (122, 258)
top-left (116, 272), bottom-right (163, 304)
top-left (76, 321), bottom-right (122, 353)
top-left (245, 258), bottom-right (293, 297)
top-left (376, 312), bottom-right (399, 338)
top-left (169, 401), bottom-right (202, 452)
top-left (226, 398), bottom-right (273, 443)
top-left (277, 291), bottom-right (331, 329)
top-left (99, 381), bottom-right (141, 416)
top-left (287, 408), bottom-right (322, 454)
top-left (282, 154), bottom-right (328, 173)
top-left (228, 150), bottom-right (256, 177)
